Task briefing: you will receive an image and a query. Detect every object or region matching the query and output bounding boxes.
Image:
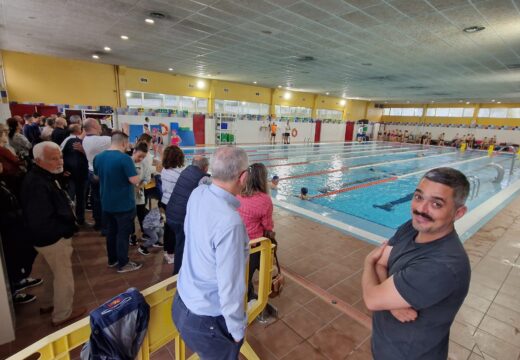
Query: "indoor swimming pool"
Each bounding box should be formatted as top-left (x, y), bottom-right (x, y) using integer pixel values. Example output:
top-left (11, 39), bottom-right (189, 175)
top-left (183, 142), bottom-right (520, 243)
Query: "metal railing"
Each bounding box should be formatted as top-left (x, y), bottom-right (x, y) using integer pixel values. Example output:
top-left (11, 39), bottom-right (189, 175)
top-left (7, 238), bottom-right (274, 360)
top-left (467, 175), bottom-right (481, 200)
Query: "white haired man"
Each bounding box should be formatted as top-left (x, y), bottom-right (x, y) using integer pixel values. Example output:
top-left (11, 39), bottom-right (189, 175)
top-left (172, 146), bottom-right (250, 360)
top-left (20, 141), bottom-right (85, 326)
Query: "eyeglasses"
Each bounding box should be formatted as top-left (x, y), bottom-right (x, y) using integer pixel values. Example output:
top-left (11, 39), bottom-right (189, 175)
top-left (238, 165), bottom-right (252, 178)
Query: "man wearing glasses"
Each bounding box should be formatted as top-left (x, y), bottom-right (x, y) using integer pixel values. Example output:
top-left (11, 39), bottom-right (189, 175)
top-left (172, 146), bottom-right (250, 360)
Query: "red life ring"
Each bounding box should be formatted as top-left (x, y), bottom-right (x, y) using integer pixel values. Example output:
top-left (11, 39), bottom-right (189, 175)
top-left (291, 128), bottom-right (298, 137)
top-left (159, 123), bottom-right (169, 136)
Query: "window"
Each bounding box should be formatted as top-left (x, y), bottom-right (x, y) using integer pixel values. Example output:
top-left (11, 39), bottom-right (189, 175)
top-left (383, 108), bottom-right (390, 115)
top-left (478, 108), bottom-right (491, 117)
top-left (215, 100), bottom-right (269, 115)
top-left (401, 108), bottom-right (414, 116)
top-left (275, 105), bottom-right (311, 118)
top-left (390, 108), bottom-right (402, 116)
top-left (164, 95), bottom-right (179, 108)
top-left (126, 91), bottom-right (143, 107)
top-left (316, 109), bottom-right (343, 120)
top-left (414, 108), bottom-right (423, 116)
top-left (196, 98), bottom-right (208, 113)
top-left (462, 108), bottom-right (474, 117)
top-left (180, 97), bottom-right (196, 112)
top-left (435, 108), bottom-right (449, 117)
top-left (448, 108), bottom-right (463, 117)
top-left (426, 108), bottom-right (436, 117)
top-left (143, 93), bottom-right (163, 107)
top-left (509, 108), bottom-right (520, 118)
top-left (490, 108), bottom-right (508, 118)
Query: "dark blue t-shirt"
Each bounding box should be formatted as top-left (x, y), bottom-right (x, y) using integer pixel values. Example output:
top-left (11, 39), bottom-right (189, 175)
top-left (372, 220), bottom-right (471, 360)
top-left (93, 150), bottom-right (137, 213)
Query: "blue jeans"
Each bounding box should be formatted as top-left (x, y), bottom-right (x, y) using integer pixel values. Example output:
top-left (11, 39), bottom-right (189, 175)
top-left (104, 209), bottom-right (136, 267)
top-left (172, 293), bottom-right (243, 360)
top-left (88, 171), bottom-right (102, 228)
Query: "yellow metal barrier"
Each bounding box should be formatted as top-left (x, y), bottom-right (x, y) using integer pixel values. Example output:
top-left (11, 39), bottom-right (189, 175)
top-left (7, 237), bottom-right (274, 360)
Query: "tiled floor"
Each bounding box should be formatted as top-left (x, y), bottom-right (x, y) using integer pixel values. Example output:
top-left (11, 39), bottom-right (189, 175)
top-left (2, 197), bottom-right (520, 360)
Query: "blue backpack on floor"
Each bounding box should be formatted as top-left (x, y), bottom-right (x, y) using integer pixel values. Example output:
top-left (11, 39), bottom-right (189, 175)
top-left (81, 288), bottom-right (150, 360)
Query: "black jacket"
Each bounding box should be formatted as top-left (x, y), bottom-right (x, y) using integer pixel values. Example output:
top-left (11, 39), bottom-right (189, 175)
top-left (20, 165), bottom-right (78, 247)
top-left (63, 137), bottom-right (88, 181)
top-left (166, 165), bottom-right (209, 226)
top-left (51, 128), bottom-right (68, 146)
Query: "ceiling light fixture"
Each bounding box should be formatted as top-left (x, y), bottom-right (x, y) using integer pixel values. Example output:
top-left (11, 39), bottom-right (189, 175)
top-left (491, 99), bottom-right (496, 102)
top-left (207, 74), bottom-right (212, 77)
top-left (168, 68), bottom-right (173, 71)
top-left (125, 91), bottom-right (131, 97)
top-left (339, 99), bottom-right (346, 106)
top-left (466, 101), bottom-right (470, 104)
top-left (497, 101), bottom-right (502, 104)
top-left (326, 92), bottom-right (330, 95)
top-left (145, 18), bottom-right (155, 24)
top-left (277, 85), bottom-right (282, 88)
top-left (406, 101), bottom-right (410, 103)
top-left (253, 81), bottom-right (257, 84)
top-left (92, 54), bottom-right (100, 59)
top-left (463, 25), bottom-right (485, 33)
top-left (283, 91), bottom-right (291, 100)
top-left (121, 35), bottom-right (129, 40)
top-left (103, 46), bottom-right (111, 51)
top-left (196, 80), bottom-right (205, 89)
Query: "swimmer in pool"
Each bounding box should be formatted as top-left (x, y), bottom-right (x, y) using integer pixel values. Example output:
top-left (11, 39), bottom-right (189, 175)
top-left (299, 187), bottom-right (309, 200)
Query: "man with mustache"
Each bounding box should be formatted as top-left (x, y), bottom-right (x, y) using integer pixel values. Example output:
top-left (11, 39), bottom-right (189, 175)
top-left (362, 167), bottom-right (471, 360)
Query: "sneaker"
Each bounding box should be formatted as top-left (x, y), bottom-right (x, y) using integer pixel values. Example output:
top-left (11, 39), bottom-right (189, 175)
top-left (13, 292), bottom-right (36, 305)
top-left (108, 261), bottom-right (118, 268)
top-left (117, 261), bottom-right (143, 273)
top-left (138, 246), bottom-right (150, 256)
top-left (164, 253), bottom-right (175, 264)
top-left (129, 234), bottom-right (138, 246)
top-left (152, 242), bottom-right (164, 248)
top-left (15, 277), bottom-right (43, 292)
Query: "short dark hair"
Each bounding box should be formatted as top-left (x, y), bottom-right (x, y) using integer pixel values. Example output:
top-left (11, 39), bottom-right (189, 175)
top-left (422, 167), bottom-right (470, 207)
top-left (162, 145), bottom-right (185, 169)
top-left (272, 175), bottom-right (279, 181)
top-left (134, 142), bottom-right (148, 153)
top-left (33, 112), bottom-right (41, 118)
top-left (301, 187), bottom-right (308, 195)
top-left (138, 133), bottom-right (153, 144)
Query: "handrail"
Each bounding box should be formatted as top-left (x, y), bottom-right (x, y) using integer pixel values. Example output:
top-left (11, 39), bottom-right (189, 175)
top-left (505, 146), bottom-right (517, 175)
top-left (7, 237), bottom-right (274, 360)
top-left (467, 175), bottom-right (481, 200)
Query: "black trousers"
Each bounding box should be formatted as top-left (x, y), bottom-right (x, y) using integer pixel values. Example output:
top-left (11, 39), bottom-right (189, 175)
top-left (172, 223), bottom-right (185, 275)
top-left (160, 203), bottom-right (175, 254)
top-left (247, 251), bottom-right (260, 301)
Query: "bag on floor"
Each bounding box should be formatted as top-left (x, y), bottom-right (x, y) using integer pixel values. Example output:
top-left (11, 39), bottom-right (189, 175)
top-left (263, 230), bottom-right (285, 298)
top-left (80, 287), bottom-right (150, 360)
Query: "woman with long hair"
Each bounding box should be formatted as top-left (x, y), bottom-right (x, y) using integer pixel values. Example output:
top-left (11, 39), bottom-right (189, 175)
top-left (160, 145), bottom-right (185, 264)
top-left (6, 117), bottom-right (31, 159)
top-left (237, 163), bottom-right (274, 301)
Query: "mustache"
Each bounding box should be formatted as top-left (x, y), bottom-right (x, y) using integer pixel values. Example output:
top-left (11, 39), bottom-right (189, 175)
top-left (413, 210), bottom-right (433, 221)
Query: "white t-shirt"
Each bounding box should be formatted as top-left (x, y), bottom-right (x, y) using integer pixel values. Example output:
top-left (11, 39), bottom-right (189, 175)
top-left (83, 135), bottom-right (111, 171)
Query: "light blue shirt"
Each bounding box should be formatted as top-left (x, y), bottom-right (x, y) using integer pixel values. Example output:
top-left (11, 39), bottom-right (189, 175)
top-left (177, 183), bottom-right (249, 340)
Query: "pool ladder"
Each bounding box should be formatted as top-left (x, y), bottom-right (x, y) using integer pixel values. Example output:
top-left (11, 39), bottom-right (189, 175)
top-left (467, 175), bottom-right (481, 200)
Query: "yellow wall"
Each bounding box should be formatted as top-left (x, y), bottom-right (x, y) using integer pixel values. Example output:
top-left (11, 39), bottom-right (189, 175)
top-left (2, 50), bottom-right (118, 106)
top-left (1, 49), bottom-right (360, 120)
top-left (366, 102), bottom-right (382, 122)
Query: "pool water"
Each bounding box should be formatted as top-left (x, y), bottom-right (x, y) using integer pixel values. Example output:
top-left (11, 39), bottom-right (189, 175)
top-left (183, 142), bottom-right (520, 242)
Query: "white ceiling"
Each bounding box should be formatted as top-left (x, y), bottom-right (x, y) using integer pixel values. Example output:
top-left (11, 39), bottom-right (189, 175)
top-left (1, 0), bottom-right (520, 103)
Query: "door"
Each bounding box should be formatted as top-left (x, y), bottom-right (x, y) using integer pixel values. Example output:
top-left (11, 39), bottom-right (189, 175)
top-left (193, 114), bottom-right (205, 145)
top-left (345, 121), bottom-right (355, 141)
top-left (314, 120), bottom-right (322, 143)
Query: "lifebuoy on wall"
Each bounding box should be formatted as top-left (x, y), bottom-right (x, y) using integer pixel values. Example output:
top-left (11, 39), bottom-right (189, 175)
top-left (291, 128), bottom-right (298, 137)
top-left (159, 123), bottom-right (169, 135)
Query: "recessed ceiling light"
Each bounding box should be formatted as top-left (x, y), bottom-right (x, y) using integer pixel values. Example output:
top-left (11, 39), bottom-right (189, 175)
top-left (196, 80), bottom-right (205, 89)
top-left (253, 81), bottom-right (257, 84)
top-left (339, 99), bottom-right (346, 106)
top-left (125, 91), bottom-right (131, 97)
top-left (431, 100), bottom-right (435, 103)
top-left (283, 91), bottom-right (291, 100)
top-left (406, 101), bottom-right (410, 103)
top-left (277, 85), bottom-right (282, 88)
top-left (466, 101), bottom-right (470, 104)
top-left (497, 101), bottom-right (502, 104)
top-left (92, 54), bottom-right (100, 59)
top-left (168, 68), bottom-right (173, 71)
top-left (145, 18), bottom-right (155, 24)
top-left (325, 92), bottom-right (330, 95)
top-left (121, 35), bottom-right (129, 40)
top-left (491, 99), bottom-right (496, 102)
top-left (207, 74), bottom-right (212, 77)
top-left (459, 100), bottom-right (463, 103)
top-left (241, 101), bottom-right (246, 105)
top-left (103, 46), bottom-right (111, 51)
top-left (463, 25), bottom-right (485, 33)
